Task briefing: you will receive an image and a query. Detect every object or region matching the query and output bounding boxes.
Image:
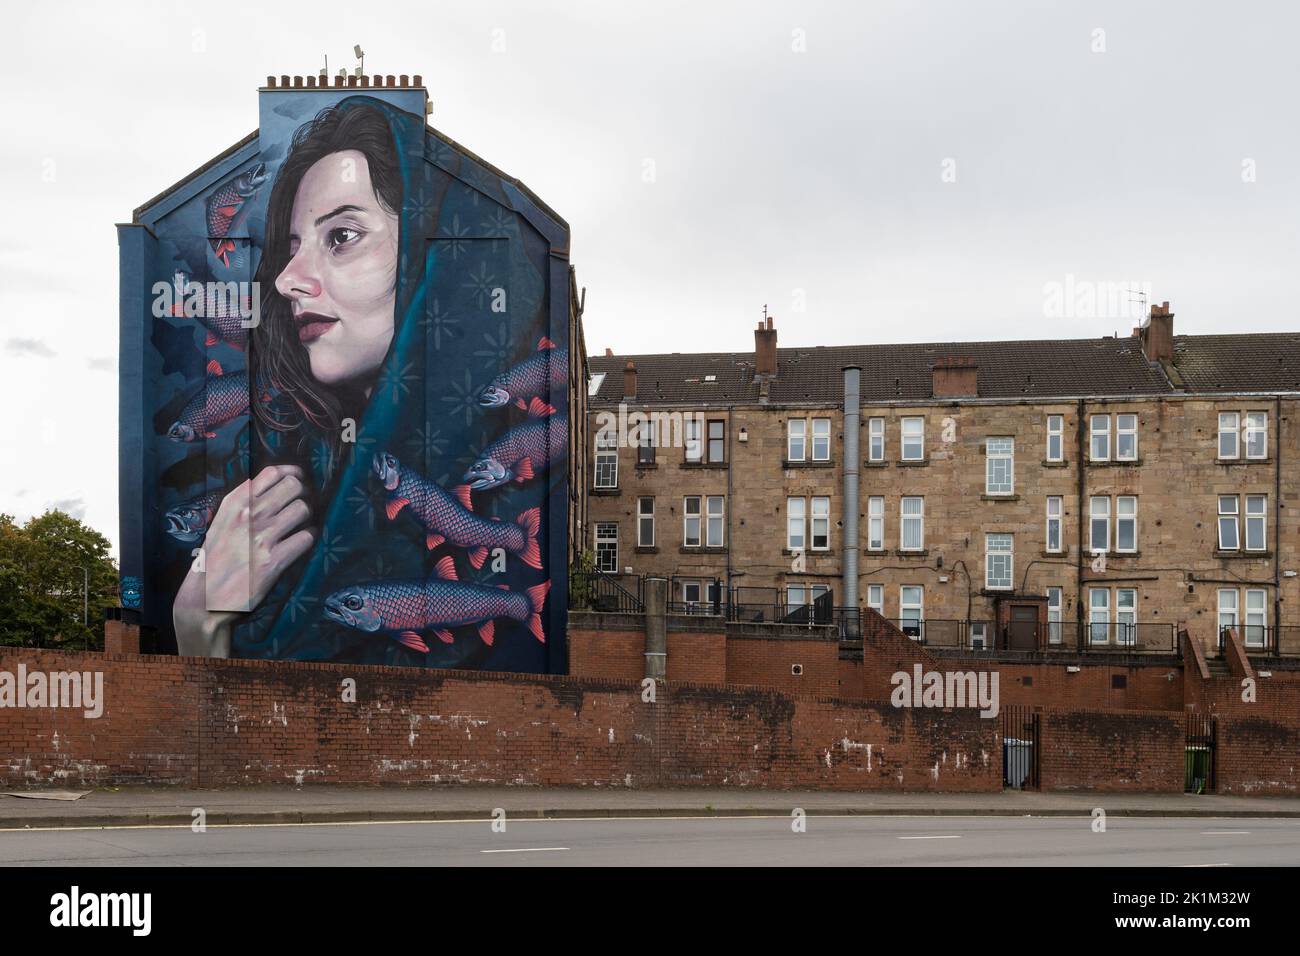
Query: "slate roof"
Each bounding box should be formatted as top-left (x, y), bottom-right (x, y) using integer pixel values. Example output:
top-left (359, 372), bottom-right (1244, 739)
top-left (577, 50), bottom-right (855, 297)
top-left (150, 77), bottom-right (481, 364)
top-left (588, 333), bottom-right (1300, 406)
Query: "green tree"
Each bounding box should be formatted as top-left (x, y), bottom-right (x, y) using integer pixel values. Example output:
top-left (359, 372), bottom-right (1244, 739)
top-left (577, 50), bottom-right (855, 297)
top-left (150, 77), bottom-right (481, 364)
top-left (0, 510), bottom-right (118, 649)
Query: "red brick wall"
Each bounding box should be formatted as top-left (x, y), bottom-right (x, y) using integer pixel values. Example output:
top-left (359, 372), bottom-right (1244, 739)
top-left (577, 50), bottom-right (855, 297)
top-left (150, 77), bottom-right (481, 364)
top-left (1038, 709), bottom-right (1185, 792)
top-left (666, 630), bottom-right (726, 684)
top-left (0, 647), bottom-right (998, 791)
top-left (726, 633), bottom-right (840, 698)
top-left (943, 660), bottom-right (1185, 713)
top-left (568, 612), bottom-right (644, 682)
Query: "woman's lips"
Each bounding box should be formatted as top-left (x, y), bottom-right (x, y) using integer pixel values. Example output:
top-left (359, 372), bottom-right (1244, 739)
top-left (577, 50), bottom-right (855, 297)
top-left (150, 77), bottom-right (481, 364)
top-left (296, 313), bottom-right (339, 343)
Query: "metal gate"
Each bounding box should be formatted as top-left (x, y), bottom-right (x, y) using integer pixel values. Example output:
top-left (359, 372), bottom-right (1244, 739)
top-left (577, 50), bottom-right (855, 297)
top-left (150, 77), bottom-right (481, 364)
top-left (1001, 706), bottom-right (1040, 790)
top-left (1185, 714), bottom-right (1217, 794)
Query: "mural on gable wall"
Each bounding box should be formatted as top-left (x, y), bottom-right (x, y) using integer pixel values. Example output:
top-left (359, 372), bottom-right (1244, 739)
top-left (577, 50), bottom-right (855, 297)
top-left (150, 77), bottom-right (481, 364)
top-left (121, 90), bottom-right (569, 673)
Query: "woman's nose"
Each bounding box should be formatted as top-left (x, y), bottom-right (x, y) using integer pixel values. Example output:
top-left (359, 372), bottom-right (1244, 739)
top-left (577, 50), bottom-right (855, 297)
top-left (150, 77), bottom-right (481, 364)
top-left (275, 248), bottom-right (322, 302)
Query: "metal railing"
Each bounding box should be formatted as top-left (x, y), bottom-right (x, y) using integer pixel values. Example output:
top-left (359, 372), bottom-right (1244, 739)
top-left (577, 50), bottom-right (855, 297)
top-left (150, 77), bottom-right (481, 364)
top-left (1216, 625), bottom-right (1300, 657)
top-left (570, 567), bottom-right (644, 614)
top-left (868, 618), bottom-right (1178, 655)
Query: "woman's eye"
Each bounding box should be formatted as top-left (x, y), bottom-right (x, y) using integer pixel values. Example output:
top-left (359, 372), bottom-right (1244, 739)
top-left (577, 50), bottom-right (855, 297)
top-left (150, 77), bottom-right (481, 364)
top-left (328, 227), bottom-right (362, 250)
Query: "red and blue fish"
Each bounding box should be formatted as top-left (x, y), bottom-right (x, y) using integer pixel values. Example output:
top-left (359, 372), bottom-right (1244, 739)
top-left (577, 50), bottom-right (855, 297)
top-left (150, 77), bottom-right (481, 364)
top-left (374, 453), bottom-right (542, 570)
top-left (478, 337), bottom-right (566, 412)
top-left (164, 490), bottom-right (223, 542)
top-left (323, 555), bottom-right (550, 652)
top-left (463, 404), bottom-right (568, 491)
top-left (206, 163), bottom-right (267, 268)
top-left (166, 369), bottom-right (252, 442)
top-left (170, 270), bottom-right (251, 359)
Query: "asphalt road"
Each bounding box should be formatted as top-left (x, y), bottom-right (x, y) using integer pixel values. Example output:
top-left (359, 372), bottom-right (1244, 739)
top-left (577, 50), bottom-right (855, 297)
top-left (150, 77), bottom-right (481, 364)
top-left (2, 815), bottom-right (1298, 866)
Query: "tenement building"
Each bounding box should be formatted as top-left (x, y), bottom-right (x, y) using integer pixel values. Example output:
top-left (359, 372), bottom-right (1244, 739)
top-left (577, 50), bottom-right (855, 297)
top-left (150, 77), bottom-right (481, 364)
top-left (585, 303), bottom-right (1300, 657)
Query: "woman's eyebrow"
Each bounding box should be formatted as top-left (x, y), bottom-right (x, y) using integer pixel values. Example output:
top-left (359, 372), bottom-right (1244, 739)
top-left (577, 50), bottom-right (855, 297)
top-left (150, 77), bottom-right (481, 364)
top-left (313, 203), bottom-right (367, 227)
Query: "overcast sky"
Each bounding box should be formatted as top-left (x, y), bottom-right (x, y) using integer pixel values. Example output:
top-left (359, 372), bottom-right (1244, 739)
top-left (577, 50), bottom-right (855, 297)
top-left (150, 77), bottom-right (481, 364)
top-left (1, 0), bottom-right (1297, 555)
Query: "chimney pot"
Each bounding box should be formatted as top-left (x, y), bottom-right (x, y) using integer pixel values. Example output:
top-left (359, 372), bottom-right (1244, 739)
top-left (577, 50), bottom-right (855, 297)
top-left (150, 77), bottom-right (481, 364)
top-left (400, 74), bottom-right (410, 86)
top-left (414, 74), bottom-right (423, 86)
top-left (266, 75), bottom-right (276, 87)
top-left (280, 74), bottom-right (290, 87)
top-left (604, 347), bottom-right (613, 357)
top-left (387, 74), bottom-right (397, 86)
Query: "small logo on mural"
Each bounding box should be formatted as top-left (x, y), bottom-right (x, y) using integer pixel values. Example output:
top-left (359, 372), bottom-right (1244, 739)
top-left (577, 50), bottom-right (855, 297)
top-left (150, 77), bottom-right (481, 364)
top-left (890, 664), bottom-right (1000, 718)
top-left (0, 664), bottom-right (104, 718)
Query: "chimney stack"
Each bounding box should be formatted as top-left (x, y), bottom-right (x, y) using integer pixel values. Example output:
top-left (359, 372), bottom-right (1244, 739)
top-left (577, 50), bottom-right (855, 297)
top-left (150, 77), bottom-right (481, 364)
top-left (931, 355), bottom-right (979, 398)
top-left (754, 316), bottom-right (777, 379)
top-left (604, 347), bottom-right (613, 357)
top-left (1139, 300), bottom-right (1175, 363)
top-left (623, 360), bottom-right (638, 401)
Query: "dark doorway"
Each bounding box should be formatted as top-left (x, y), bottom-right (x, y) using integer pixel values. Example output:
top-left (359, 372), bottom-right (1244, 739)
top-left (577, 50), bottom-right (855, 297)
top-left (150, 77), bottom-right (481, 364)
top-left (1008, 605), bottom-right (1039, 650)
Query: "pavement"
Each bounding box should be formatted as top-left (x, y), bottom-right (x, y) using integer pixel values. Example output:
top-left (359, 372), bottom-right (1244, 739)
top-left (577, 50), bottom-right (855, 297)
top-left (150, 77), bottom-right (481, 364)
top-left (3, 785), bottom-right (1300, 829)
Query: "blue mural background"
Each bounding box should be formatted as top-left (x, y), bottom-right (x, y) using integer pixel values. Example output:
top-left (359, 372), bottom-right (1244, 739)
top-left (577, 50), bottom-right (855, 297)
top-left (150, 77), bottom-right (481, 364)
top-left (119, 87), bottom-right (569, 674)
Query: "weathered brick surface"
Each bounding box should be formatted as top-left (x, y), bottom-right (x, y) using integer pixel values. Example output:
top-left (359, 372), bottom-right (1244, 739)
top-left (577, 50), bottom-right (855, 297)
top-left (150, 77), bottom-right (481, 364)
top-left (0, 647), bottom-right (999, 791)
top-left (1038, 709), bottom-right (1185, 792)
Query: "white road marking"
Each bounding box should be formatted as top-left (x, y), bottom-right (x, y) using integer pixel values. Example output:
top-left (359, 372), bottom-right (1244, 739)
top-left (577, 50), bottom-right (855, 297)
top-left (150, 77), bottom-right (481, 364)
top-left (1182, 863), bottom-right (1234, 867)
top-left (1200, 830), bottom-right (1250, 835)
top-left (481, 847), bottom-right (569, 854)
top-left (897, 834), bottom-right (961, 840)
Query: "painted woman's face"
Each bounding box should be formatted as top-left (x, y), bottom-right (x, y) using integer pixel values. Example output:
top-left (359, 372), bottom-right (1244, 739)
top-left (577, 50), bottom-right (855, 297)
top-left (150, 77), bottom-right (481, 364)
top-left (274, 149), bottom-right (400, 385)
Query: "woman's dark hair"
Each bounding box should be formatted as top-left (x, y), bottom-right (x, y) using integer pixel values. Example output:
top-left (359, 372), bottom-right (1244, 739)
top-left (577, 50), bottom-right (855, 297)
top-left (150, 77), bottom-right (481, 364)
top-left (251, 103), bottom-right (403, 468)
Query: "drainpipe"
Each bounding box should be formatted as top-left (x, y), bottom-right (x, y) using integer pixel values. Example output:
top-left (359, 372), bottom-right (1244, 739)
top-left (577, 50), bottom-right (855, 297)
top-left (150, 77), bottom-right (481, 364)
top-left (1076, 399), bottom-right (1086, 652)
top-left (644, 576), bottom-right (667, 680)
top-left (1275, 395), bottom-right (1282, 653)
top-left (842, 367), bottom-right (862, 634)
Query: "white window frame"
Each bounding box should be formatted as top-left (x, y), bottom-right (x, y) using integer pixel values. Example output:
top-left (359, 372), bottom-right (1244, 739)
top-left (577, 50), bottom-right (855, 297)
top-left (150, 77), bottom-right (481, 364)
top-left (1245, 495), bottom-right (1267, 551)
top-left (1046, 414), bottom-right (1063, 463)
top-left (866, 584), bottom-right (884, 615)
top-left (985, 437), bottom-right (1015, 495)
top-left (683, 496), bottom-right (702, 548)
top-left (901, 417), bottom-right (925, 462)
top-left (811, 496), bottom-right (830, 551)
top-left (787, 418), bottom-right (806, 462)
top-left (812, 418), bottom-right (831, 461)
top-left (1116, 588), bottom-right (1137, 646)
top-left (1089, 587), bottom-right (1110, 644)
top-left (899, 585), bottom-right (924, 640)
top-left (785, 585), bottom-right (806, 617)
top-left (637, 497), bottom-right (654, 548)
top-left (1245, 411), bottom-right (1268, 460)
top-left (1089, 414), bottom-right (1110, 462)
top-left (1116, 413), bottom-right (1138, 462)
top-left (1046, 496), bottom-right (1063, 554)
top-left (685, 418), bottom-right (702, 463)
top-left (900, 496), bottom-right (924, 551)
top-left (1089, 496), bottom-right (1110, 553)
top-left (1244, 589), bottom-right (1267, 648)
top-left (1047, 587), bottom-right (1063, 644)
top-left (985, 533), bottom-right (1013, 590)
top-left (594, 429), bottom-right (618, 489)
top-left (595, 522), bottom-right (618, 573)
top-left (1218, 412), bottom-right (1239, 460)
top-left (867, 496), bottom-right (884, 551)
top-left (1218, 588), bottom-right (1238, 639)
top-left (786, 496), bottom-right (806, 551)
top-left (868, 417), bottom-right (885, 462)
top-left (1115, 496), bottom-right (1137, 553)
top-left (1218, 495), bottom-right (1239, 550)
top-left (705, 495), bottom-right (725, 547)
